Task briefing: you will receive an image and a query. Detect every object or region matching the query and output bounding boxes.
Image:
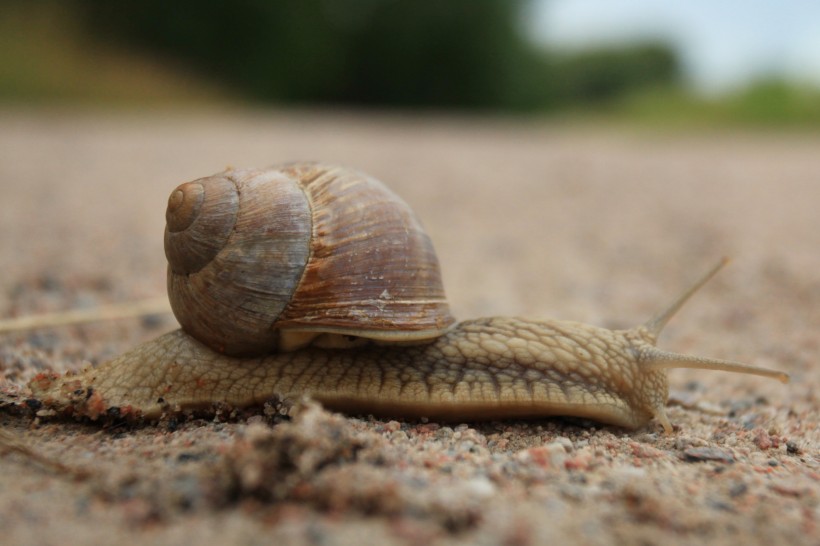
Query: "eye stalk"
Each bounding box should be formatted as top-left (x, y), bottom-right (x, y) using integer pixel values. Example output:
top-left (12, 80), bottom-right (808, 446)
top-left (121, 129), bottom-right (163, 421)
top-left (631, 257), bottom-right (789, 383)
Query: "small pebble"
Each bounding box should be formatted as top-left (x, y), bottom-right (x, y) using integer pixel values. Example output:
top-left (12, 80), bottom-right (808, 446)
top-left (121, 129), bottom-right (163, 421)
top-left (728, 483), bottom-right (748, 498)
top-left (682, 447), bottom-right (735, 464)
top-left (769, 482), bottom-right (807, 498)
top-left (753, 429), bottom-right (772, 450)
top-left (554, 436), bottom-right (573, 452)
top-left (516, 442), bottom-right (568, 469)
top-left (462, 477), bottom-right (496, 499)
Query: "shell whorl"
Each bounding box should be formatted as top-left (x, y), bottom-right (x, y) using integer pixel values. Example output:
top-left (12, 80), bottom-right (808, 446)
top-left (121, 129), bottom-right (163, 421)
top-left (164, 177), bottom-right (239, 274)
top-left (166, 169), bottom-right (313, 355)
top-left (164, 163), bottom-right (454, 356)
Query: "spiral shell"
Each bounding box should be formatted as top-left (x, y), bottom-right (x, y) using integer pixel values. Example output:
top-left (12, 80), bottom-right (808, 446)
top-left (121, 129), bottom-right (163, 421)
top-left (164, 162), bottom-right (454, 355)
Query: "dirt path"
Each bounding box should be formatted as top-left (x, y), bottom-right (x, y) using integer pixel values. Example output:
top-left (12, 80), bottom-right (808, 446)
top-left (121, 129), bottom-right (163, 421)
top-left (1, 109), bottom-right (818, 545)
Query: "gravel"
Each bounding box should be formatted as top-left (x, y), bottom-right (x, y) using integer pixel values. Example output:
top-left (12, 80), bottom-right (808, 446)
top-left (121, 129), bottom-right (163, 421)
top-left (1, 108), bottom-right (818, 545)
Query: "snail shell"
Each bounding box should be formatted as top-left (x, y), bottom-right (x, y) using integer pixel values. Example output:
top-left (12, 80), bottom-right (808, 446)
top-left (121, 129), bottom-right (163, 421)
top-left (164, 162), bottom-right (455, 356)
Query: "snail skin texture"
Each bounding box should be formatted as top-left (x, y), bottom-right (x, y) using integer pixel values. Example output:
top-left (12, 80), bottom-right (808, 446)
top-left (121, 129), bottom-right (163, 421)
top-left (28, 163), bottom-right (789, 433)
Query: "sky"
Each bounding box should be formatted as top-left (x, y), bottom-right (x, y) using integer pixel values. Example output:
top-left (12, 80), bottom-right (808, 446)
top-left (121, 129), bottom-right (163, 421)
top-left (526, 0), bottom-right (820, 94)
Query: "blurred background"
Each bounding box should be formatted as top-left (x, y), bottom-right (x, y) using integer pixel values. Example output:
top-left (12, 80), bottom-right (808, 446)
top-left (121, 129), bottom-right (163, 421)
top-left (2, 0), bottom-right (820, 127)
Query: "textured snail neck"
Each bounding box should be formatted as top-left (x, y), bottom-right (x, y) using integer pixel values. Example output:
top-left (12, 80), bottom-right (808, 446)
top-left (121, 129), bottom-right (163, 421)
top-left (29, 318), bottom-right (666, 430)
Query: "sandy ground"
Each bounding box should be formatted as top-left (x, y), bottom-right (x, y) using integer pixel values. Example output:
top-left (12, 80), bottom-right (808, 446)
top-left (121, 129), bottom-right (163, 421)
top-left (0, 108), bottom-right (818, 545)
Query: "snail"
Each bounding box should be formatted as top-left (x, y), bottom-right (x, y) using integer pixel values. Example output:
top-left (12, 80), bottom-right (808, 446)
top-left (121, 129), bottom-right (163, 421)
top-left (27, 162), bottom-right (789, 432)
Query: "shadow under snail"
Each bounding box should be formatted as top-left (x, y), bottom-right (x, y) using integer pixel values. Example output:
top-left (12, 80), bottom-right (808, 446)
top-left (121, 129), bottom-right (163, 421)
top-left (29, 162), bottom-right (789, 432)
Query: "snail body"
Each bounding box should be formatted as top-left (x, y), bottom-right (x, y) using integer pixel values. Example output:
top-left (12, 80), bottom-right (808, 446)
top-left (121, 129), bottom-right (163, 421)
top-left (30, 317), bottom-right (670, 429)
top-left (27, 163), bottom-right (789, 432)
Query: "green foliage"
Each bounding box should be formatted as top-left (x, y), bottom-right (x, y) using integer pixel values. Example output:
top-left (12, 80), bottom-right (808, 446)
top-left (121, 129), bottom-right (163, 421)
top-left (0, 1), bottom-right (227, 104)
top-left (75, 0), bottom-right (690, 112)
top-left (3, 0), bottom-right (686, 113)
top-left (9, 0), bottom-right (819, 128)
top-left (77, 0), bottom-right (545, 110)
top-left (726, 79), bottom-right (820, 126)
top-left (550, 43), bottom-right (680, 105)
top-left (613, 80), bottom-right (820, 129)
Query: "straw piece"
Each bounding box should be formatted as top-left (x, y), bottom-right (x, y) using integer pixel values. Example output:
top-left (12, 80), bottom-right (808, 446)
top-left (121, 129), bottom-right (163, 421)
top-left (0, 297), bottom-right (171, 334)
